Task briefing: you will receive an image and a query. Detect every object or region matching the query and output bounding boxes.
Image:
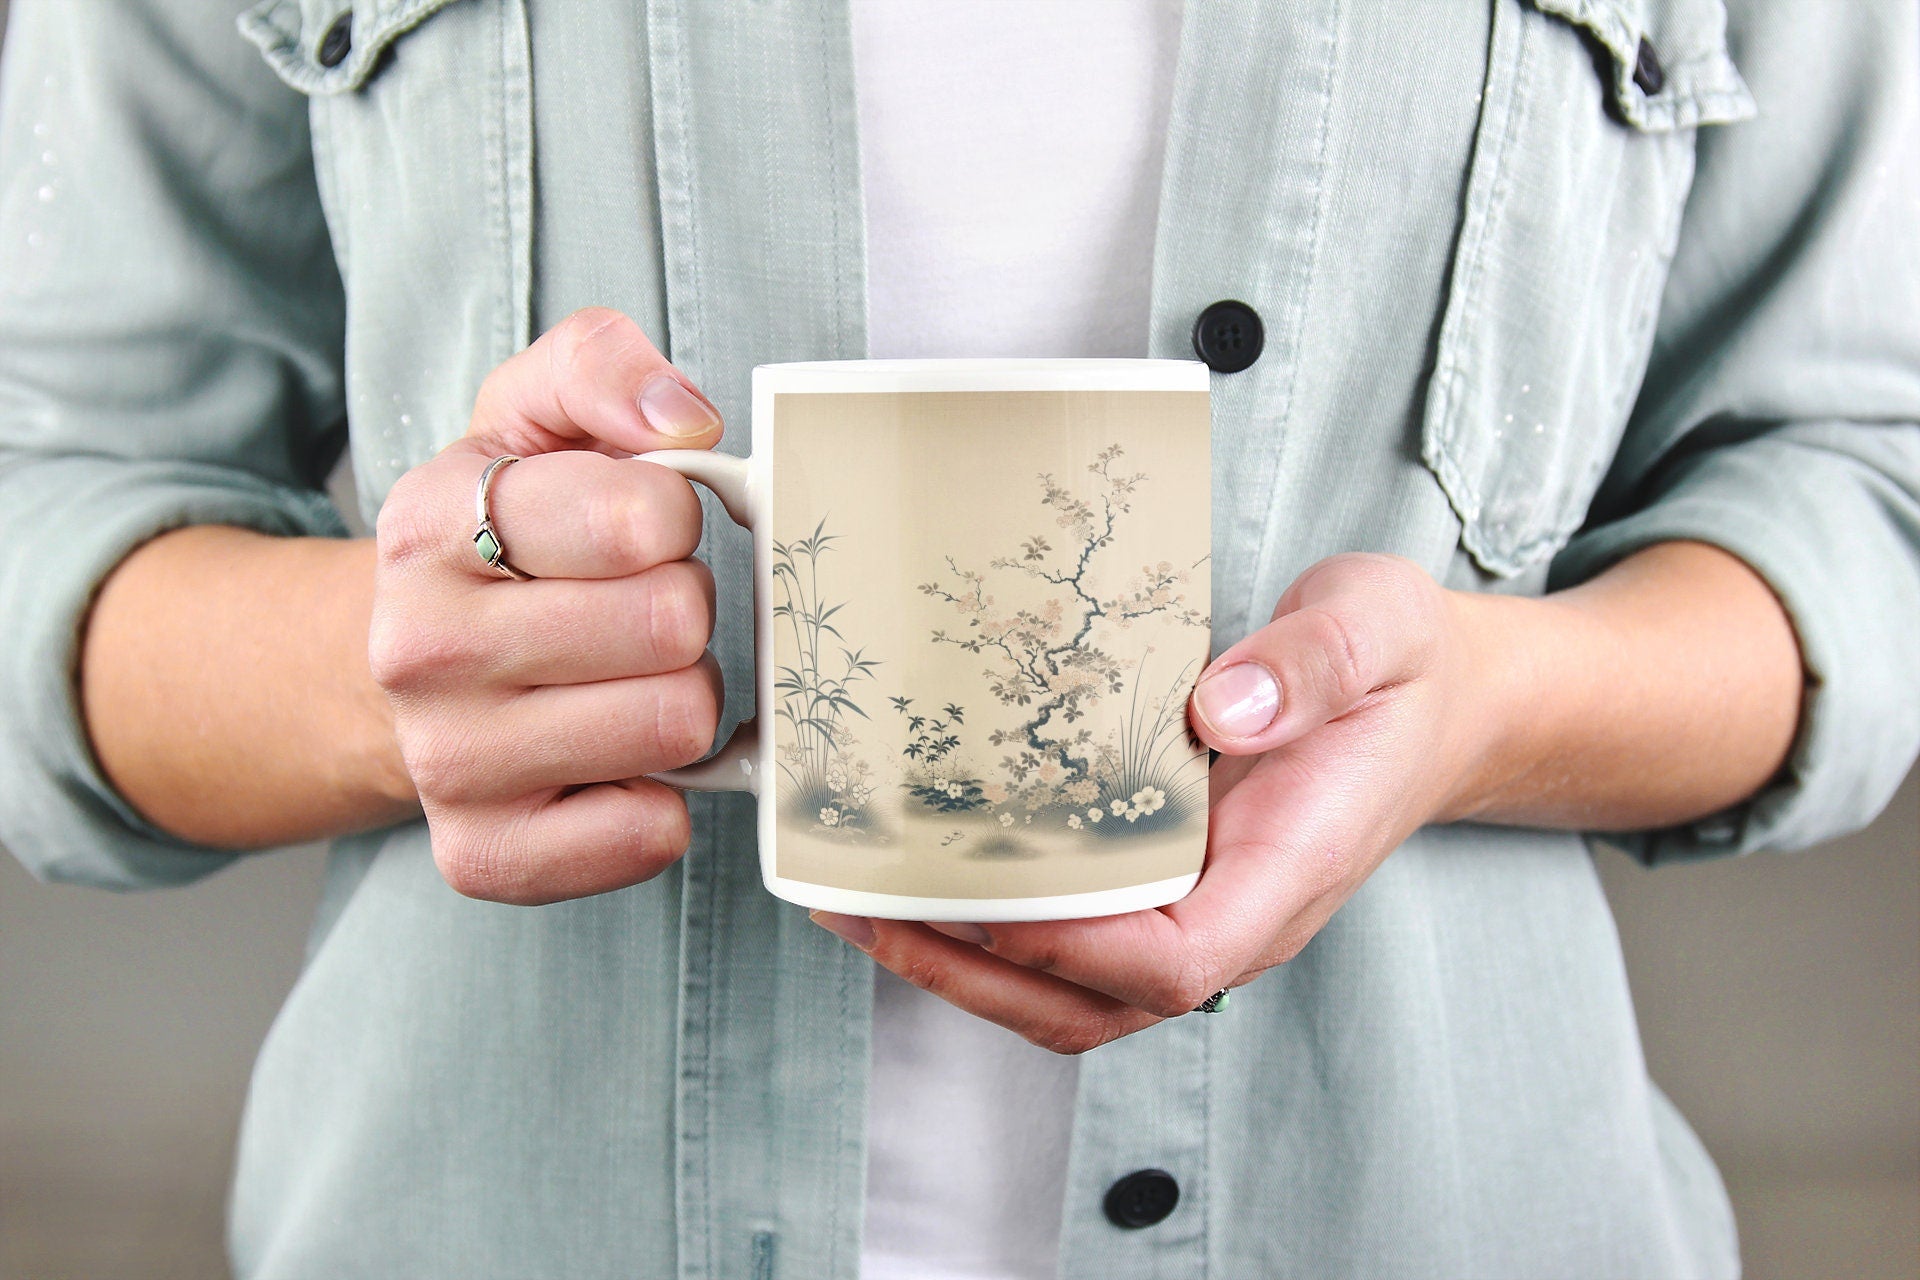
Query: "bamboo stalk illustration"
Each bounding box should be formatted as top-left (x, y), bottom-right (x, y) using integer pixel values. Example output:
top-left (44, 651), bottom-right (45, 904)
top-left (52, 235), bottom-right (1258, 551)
top-left (772, 518), bottom-right (879, 820)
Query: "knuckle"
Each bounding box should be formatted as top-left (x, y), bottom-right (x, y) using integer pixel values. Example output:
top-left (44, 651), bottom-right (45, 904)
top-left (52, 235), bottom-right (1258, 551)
top-left (1303, 606), bottom-right (1372, 704)
top-left (430, 812), bottom-right (531, 903)
top-left (1306, 840), bottom-right (1354, 900)
top-left (640, 566), bottom-right (713, 669)
top-left (895, 950), bottom-right (953, 999)
top-left (652, 475), bottom-right (706, 558)
top-left (364, 612), bottom-right (413, 691)
top-left (374, 470), bottom-right (448, 569)
top-left (1027, 1012), bottom-right (1116, 1057)
top-left (581, 480), bottom-right (659, 569)
top-left (547, 306), bottom-right (637, 380)
top-left (648, 674), bottom-right (718, 770)
top-left (1139, 960), bottom-right (1218, 1020)
top-left (603, 784), bottom-right (693, 886)
top-left (638, 786), bottom-right (694, 865)
top-left (993, 933), bottom-right (1067, 977)
top-left (367, 614), bottom-right (474, 693)
top-left (402, 717), bottom-right (494, 805)
top-left (1269, 932), bottom-right (1312, 966)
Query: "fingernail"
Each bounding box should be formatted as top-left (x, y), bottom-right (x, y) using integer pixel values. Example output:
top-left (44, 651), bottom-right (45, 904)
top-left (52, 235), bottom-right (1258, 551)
top-left (927, 921), bottom-right (992, 946)
top-left (1194, 662), bottom-right (1281, 738)
top-left (811, 910), bottom-right (875, 950)
top-left (638, 373), bottom-right (720, 438)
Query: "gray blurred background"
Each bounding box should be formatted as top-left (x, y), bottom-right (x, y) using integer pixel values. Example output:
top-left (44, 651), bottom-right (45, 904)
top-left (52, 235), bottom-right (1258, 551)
top-left (0, 0), bottom-right (1915, 1275)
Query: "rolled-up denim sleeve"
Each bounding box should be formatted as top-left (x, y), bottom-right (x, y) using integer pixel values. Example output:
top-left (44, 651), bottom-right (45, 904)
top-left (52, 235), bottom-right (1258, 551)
top-left (0, 0), bottom-right (347, 888)
top-left (1549, 3), bottom-right (1920, 862)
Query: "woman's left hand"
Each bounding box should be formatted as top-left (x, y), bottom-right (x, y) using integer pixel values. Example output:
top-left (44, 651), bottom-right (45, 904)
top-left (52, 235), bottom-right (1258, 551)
top-left (810, 552), bottom-right (1501, 1054)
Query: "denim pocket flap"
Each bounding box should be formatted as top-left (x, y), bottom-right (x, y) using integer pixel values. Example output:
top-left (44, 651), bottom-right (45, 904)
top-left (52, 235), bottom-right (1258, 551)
top-left (239, 0), bottom-right (468, 96)
top-left (1528, 0), bottom-right (1755, 130)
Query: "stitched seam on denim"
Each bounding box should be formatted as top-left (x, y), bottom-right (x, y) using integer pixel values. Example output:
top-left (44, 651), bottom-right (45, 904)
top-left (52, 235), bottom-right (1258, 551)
top-left (1484, 139), bottom-right (1698, 571)
top-left (821, 1), bottom-right (846, 361)
top-left (1201, 1007), bottom-right (1213, 1280)
top-left (1426, 26), bottom-right (1508, 512)
top-left (500, 0), bottom-right (533, 353)
top-left (1242, 2), bottom-right (1338, 639)
top-left (647, 21), bottom-right (708, 1265)
top-left (477, 3), bottom-right (508, 375)
top-left (681, 18), bottom-right (706, 380)
top-left (1602, 157), bottom-right (1688, 453)
top-left (643, 2), bottom-right (694, 380)
top-left (237, 0), bottom-right (302, 58)
top-left (1424, 1), bottom-right (1535, 566)
top-left (306, 93), bottom-right (347, 276)
top-left (760, 42), bottom-right (777, 368)
top-left (704, 800), bottom-right (722, 1280)
top-left (833, 939), bottom-right (852, 1276)
top-left (817, 7), bottom-right (858, 1268)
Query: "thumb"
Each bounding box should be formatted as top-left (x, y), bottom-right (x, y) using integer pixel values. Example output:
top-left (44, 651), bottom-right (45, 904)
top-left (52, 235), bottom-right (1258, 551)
top-left (1188, 554), bottom-right (1440, 756)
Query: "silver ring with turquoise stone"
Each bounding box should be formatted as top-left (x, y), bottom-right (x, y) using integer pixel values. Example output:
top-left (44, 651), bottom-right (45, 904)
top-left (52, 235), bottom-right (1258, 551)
top-left (473, 454), bottom-right (533, 580)
top-left (1193, 988), bottom-right (1231, 1015)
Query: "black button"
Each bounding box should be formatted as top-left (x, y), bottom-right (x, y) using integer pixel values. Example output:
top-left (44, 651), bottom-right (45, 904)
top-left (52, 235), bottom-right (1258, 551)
top-left (1191, 300), bottom-right (1264, 374)
top-left (1632, 36), bottom-right (1665, 97)
top-left (1103, 1169), bottom-right (1180, 1229)
top-left (317, 13), bottom-right (353, 68)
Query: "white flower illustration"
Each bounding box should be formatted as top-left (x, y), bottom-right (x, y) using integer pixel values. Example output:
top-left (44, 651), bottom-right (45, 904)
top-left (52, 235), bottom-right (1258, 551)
top-left (1110, 798), bottom-right (1128, 816)
top-left (998, 812), bottom-right (1015, 828)
top-left (1123, 805), bottom-right (1142, 823)
top-left (1087, 807), bottom-right (1103, 824)
top-left (1067, 813), bottom-right (1083, 830)
top-left (1132, 787), bottom-right (1166, 815)
top-left (819, 807), bottom-right (840, 827)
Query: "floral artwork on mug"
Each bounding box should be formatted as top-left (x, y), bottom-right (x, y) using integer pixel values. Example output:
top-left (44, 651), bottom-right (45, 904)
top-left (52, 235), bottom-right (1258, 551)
top-left (771, 388), bottom-right (1212, 900)
top-left (915, 444), bottom-right (1208, 853)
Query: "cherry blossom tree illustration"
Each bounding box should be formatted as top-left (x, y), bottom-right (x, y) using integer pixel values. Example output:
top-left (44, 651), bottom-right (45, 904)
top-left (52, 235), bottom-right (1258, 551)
top-left (919, 444), bottom-right (1207, 822)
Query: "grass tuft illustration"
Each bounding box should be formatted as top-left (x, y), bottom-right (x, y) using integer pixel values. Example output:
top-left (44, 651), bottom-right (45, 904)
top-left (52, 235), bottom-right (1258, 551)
top-left (1086, 657), bottom-right (1208, 837)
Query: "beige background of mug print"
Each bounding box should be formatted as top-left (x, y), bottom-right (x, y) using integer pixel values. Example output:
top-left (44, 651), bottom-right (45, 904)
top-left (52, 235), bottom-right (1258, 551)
top-left (771, 389), bottom-right (1211, 899)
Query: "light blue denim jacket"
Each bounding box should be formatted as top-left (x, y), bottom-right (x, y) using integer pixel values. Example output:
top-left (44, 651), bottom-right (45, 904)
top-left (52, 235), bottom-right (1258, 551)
top-left (2, 1), bottom-right (1917, 1276)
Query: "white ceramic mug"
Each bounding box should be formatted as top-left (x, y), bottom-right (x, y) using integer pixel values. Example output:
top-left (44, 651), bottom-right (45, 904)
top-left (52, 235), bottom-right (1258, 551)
top-left (646, 358), bottom-right (1211, 922)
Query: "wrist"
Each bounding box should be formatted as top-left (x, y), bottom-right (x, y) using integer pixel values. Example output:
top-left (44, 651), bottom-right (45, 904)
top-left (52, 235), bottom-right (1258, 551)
top-left (325, 537), bottom-right (421, 819)
top-left (84, 528), bottom-right (419, 847)
top-left (1427, 586), bottom-right (1562, 826)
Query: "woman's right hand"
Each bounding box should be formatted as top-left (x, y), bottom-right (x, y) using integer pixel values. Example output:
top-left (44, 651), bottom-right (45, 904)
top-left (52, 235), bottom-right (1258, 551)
top-left (370, 308), bottom-right (727, 904)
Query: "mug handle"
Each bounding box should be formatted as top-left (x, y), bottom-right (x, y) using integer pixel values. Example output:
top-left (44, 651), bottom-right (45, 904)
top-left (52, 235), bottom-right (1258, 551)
top-left (634, 449), bottom-right (760, 795)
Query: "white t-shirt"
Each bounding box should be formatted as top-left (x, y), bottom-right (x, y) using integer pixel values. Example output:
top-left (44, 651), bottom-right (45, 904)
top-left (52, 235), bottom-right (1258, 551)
top-left (849, 4), bottom-right (1184, 1277)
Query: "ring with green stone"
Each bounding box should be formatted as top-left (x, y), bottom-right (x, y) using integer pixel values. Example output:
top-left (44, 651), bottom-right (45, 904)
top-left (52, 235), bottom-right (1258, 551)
top-left (473, 454), bottom-right (533, 580)
top-left (1193, 988), bottom-right (1231, 1015)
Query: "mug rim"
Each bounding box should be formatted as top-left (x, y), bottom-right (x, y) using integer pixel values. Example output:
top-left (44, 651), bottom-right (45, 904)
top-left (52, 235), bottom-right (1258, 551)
top-left (754, 357), bottom-right (1210, 394)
